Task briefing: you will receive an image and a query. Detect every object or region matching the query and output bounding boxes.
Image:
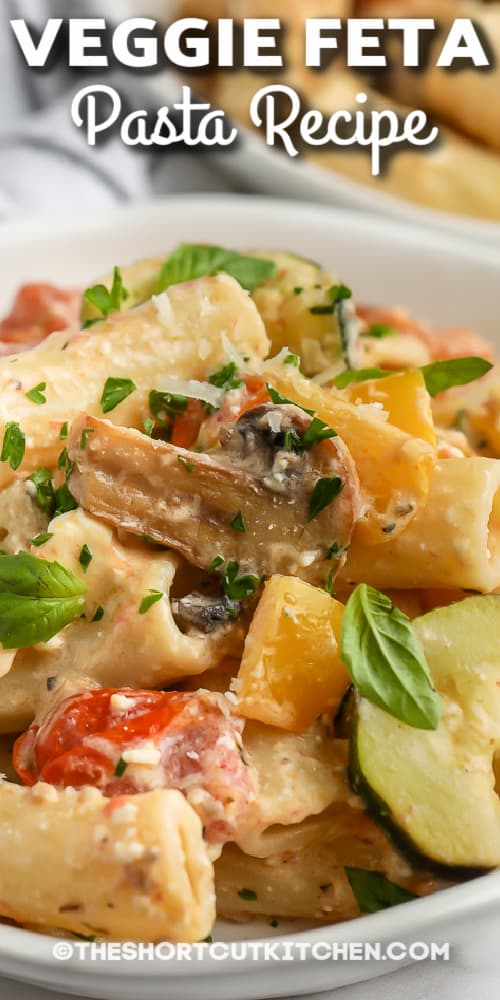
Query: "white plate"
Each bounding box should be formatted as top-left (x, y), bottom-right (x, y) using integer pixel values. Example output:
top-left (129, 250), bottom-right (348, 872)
top-left (0, 194), bottom-right (500, 1000)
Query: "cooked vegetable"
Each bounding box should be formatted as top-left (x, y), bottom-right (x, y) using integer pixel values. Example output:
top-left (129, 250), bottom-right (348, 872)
top-left (0, 552), bottom-right (87, 650)
top-left (67, 404), bottom-right (360, 587)
top-left (0, 274), bottom-right (269, 490)
top-left (265, 365), bottom-right (436, 544)
top-left (340, 370), bottom-right (436, 446)
top-left (252, 251), bottom-right (360, 376)
top-left (13, 687), bottom-right (250, 847)
top-left (80, 249), bottom-right (361, 378)
top-left (345, 867), bottom-right (417, 913)
top-left (350, 595), bottom-right (500, 869)
top-left (157, 244), bottom-right (276, 294)
top-left (335, 357), bottom-right (492, 396)
top-left (235, 575), bottom-right (350, 732)
top-left (341, 584), bottom-right (440, 732)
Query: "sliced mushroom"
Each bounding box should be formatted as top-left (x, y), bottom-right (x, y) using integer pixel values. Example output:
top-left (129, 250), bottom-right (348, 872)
top-left (68, 405), bottom-right (360, 587)
top-left (171, 593), bottom-right (241, 635)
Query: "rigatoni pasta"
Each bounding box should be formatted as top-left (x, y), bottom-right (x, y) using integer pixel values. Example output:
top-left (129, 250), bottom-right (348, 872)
top-left (0, 240), bottom-right (498, 942)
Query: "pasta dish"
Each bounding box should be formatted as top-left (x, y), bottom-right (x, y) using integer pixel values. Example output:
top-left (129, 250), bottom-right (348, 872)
top-left (0, 242), bottom-right (498, 943)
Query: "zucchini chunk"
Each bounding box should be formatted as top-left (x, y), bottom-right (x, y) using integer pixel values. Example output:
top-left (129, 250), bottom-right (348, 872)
top-left (350, 595), bottom-right (500, 870)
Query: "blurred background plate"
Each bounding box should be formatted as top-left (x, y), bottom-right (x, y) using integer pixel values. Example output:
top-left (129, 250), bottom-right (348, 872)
top-left (207, 126), bottom-right (500, 249)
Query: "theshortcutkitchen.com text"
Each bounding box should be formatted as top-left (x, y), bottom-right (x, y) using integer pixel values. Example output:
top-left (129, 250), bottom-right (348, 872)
top-left (10, 17), bottom-right (493, 175)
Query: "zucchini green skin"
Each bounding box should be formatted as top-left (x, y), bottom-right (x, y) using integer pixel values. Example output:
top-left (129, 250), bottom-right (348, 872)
top-left (348, 693), bottom-right (484, 880)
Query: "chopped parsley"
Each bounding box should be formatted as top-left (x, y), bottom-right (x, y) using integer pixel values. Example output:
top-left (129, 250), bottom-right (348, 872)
top-left (30, 532), bottom-right (54, 548)
top-left (308, 476), bottom-right (344, 522)
top-left (149, 390), bottom-right (188, 433)
top-left (25, 381), bottom-right (47, 405)
top-left (79, 544), bottom-right (93, 573)
top-left (80, 427), bottom-right (94, 450)
top-left (178, 456), bottom-right (195, 473)
top-left (284, 352), bottom-right (300, 366)
top-left (83, 266), bottom-right (128, 324)
top-left (59, 422), bottom-right (69, 441)
top-left (208, 362), bottom-right (243, 392)
top-left (293, 286), bottom-right (303, 296)
top-left (230, 510), bottom-right (246, 533)
top-left (301, 416), bottom-right (337, 449)
top-left (326, 541), bottom-right (349, 560)
top-left (114, 757), bottom-right (128, 778)
top-left (362, 323), bottom-right (396, 339)
top-left (142, 418), bottom-right (155, 437)
top-left (310, 283), bottom-right (352, 315)
top-left (222, 561), bottom-right (259, 601)
top-left (139, 589), bottom-right (163, 615)
top-left (208, 555), bottom-right (224, 573)
top-left (58, 448), bottom-right (75, 480)
top-left (92, 605), bottom-right (105, 623)
top-left (237, 888), bottom-right (257, 901)
top-left (324, 568), bottom-right (336, 596)
top-left (265, 384), bottom-right (315, 416)
top-left (1, 421), bottom-right (26, 471)
top-left (100, 377), bottom-right (136, 414)
top-left (29, 468), bottom-right (77, 519)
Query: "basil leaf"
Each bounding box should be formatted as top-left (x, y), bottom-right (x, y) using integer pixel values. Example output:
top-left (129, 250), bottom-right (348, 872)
top-left (345, 867), bottom-right (417, 913)
top-left (341, 584), bottom-right (440, 730)
top-left (334, 356), bottom-right (492, 395)
top-left (0, 552), bottom-right (87, 649)
top-left (334, 367), bottom-right (391, 389)
top-left (308, 476), bottom-right (344, 521)
top-left (157, 244), bottom-right (276, 294)
top-left (100, 377), bottom-right (136, 414)
top-left (1, 422), bottom-right (26, 471)
top-left (420, 356), bottom-right (492, 398)
top-left (84, 266), bottom-right (128, 320)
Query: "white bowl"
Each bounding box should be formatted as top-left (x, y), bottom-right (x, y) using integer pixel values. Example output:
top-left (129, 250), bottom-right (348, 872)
top-left (0, 194), bottom-right (499, 1000)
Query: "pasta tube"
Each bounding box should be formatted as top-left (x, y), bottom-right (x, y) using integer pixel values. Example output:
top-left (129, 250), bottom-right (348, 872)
top-left (0, 509), bottom-right (245, 733)
top-left (340, 457), bottom-right (500, 591)
top-left (216, 803), bottom-right (443, 921)
top-left (0, 783), bottom-right (214, 941)
top-left (0, 274), bottom-right (269, 489)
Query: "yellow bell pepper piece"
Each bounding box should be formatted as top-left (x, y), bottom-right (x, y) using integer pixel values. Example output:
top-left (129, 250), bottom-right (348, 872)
top-left (341, 370), bottom-right (436, 446)
top-left (235, 576), bottom-right (350, 733)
